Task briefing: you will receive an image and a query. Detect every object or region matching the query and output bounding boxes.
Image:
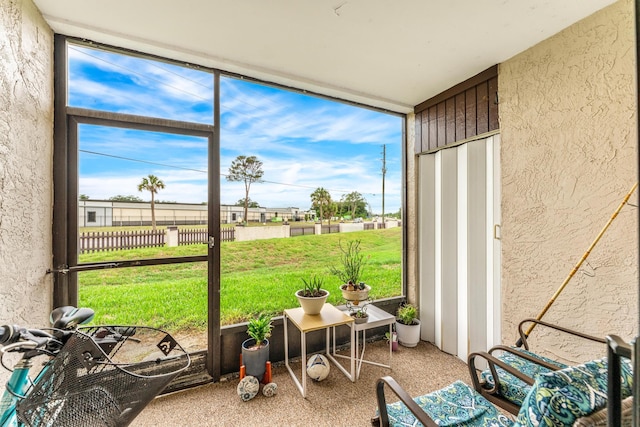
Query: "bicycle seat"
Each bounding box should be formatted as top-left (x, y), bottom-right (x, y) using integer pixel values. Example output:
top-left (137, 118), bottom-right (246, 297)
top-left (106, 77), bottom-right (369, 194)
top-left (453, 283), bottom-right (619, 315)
top-left (50, 306), bottom-right (95, 329)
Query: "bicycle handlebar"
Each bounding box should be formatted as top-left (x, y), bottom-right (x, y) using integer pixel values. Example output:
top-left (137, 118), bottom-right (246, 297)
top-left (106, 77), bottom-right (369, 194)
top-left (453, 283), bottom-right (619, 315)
top-left (0, 325), bottom-right (58, 352)
top-left (0, 325), bottom-right (18, 345)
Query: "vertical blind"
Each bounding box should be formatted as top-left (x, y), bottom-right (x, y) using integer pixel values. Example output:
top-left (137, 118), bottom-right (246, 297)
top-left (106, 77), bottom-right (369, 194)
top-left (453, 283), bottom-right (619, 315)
top-left (418, 135), bottom-right (501, 361)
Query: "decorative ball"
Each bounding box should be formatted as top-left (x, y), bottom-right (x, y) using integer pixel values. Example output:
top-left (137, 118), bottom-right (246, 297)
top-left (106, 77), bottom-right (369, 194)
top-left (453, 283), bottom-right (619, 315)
top-left (237, 376), bottom-right (260, 401)
top-left (262, 382), bottom-right (278, 397)
top-left (306, 354), bottom-right (330, 381)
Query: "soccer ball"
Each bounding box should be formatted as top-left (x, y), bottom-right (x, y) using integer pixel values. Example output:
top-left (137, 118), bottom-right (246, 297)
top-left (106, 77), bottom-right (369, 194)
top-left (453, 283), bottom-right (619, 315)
top-left (306, 354), bottom-right (330, 381)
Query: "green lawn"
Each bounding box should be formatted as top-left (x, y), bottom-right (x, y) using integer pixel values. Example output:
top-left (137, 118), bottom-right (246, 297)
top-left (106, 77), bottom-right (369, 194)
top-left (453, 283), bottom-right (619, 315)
top-left (78, 228), bottom-right (402, 331)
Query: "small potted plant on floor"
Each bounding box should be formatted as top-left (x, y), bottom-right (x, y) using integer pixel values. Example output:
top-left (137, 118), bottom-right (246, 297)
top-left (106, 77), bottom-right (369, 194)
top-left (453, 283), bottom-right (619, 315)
top-left (330, 239), bottom-right (371, 304)
top-left (241, 314), bottom-right (273, 382)
top-left (395, 303), bottom-right (421, 347)
top-left (296, 275), bottom-right (329, 315)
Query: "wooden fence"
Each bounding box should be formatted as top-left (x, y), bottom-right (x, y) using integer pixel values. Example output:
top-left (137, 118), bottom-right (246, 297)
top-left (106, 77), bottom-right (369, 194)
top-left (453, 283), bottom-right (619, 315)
top-left (79, 222), bottom-right (394, 253)
top-left (290, 226), bottom-right (315, 237)
top-left (177, 228), bottom-right (235, 246)
top-left (79, 230), bottom-right (165, 253)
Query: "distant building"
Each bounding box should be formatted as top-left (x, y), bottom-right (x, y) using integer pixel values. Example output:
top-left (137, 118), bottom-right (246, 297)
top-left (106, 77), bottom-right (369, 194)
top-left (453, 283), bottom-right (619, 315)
top-left (78, 200), bottom-right (315, 227)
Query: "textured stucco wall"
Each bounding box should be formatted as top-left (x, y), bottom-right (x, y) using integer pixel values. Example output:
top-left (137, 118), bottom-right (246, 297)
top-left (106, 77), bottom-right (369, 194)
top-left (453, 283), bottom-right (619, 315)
top-left (0, 0), bottom-right (53, 340)
top-left (499, 0), bottom-right (637, 363)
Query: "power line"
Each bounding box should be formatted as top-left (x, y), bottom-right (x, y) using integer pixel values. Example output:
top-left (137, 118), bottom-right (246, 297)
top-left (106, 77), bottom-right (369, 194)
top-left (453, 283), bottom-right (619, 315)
top-left (79, 149), bottom-right (369, 195)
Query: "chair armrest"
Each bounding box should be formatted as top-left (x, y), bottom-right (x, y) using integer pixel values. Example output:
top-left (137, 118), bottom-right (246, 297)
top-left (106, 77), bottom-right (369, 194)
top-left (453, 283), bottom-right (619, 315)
top-left (469, 350), bottom-right (536, 391)
top-left (468, 350), bottom-right (536, 415)
top-left (373, 376), bottom-right (439, 427)
top-left (517, 318), bottom-right (605, 350)
top-left (488, 344), bottom-right (563, 371)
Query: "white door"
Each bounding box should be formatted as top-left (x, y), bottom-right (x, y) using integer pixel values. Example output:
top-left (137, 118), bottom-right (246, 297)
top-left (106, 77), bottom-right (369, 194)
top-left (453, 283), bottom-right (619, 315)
top-left (418, 135), bottom-right (501, 360)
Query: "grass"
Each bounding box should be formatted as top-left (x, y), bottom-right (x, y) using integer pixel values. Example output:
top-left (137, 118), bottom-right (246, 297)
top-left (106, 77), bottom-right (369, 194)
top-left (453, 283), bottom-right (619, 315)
top-left (78, 227), bottom-right (402, 331)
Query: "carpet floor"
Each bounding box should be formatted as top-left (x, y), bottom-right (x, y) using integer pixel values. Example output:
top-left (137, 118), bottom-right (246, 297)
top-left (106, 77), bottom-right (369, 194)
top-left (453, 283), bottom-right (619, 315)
top-left (131, 340), bottom-right (478, 427)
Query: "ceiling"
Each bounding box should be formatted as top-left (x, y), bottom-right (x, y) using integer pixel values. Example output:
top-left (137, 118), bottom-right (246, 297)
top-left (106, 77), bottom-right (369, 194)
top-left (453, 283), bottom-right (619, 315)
top-left (33, 0), bottom-right (618, 113)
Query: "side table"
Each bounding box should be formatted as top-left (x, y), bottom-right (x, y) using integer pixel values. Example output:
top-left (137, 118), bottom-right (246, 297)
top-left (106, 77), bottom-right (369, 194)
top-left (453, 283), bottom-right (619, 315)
top-left (283, 303), bottom-right (355, 398)
top-left (333, 304), bottom-right (394, 379)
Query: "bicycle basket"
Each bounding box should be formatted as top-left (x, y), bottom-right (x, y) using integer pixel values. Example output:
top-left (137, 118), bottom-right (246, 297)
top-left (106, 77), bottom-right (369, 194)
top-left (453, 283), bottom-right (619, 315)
top-left (16, 325), bottom-right (190, 427)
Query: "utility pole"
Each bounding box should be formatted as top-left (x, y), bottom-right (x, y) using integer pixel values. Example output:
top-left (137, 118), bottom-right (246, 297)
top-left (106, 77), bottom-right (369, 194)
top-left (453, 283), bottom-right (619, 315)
top-left (381, 144), bottom-right (387, 223)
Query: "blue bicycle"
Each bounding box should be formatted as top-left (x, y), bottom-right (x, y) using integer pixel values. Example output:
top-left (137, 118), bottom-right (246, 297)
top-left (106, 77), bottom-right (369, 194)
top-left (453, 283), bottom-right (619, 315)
top-left (0, 307), bottom-right (190, 426)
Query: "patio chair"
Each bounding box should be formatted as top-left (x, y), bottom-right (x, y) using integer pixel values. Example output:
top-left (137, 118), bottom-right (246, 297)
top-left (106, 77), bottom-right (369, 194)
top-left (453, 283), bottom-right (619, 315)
top-left (468, 318), bottom-right (606, 414)
top-left (372, 355), bottom-right (633, 427)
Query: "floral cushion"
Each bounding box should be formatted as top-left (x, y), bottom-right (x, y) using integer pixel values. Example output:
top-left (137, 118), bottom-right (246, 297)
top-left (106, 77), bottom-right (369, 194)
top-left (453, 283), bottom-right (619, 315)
top-left (481, 348), bottom-right (567, 406)
top-left (513, 358), bottom-right (634, 427)
top-left (384, 380), bottom-right (513, 427)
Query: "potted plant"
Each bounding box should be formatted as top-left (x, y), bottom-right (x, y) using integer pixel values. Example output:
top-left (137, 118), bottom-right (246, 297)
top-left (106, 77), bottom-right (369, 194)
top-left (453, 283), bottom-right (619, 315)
top-left (395, 303), bottom-right (421, 347)
top-left (348, 305), bottom-right (368, 324)
top-left (241, 314), bottom-right (273, 382)
top-left (330, 239), bottom-right (371, 303)
top-left (295, 275), bottom-right (329, 315)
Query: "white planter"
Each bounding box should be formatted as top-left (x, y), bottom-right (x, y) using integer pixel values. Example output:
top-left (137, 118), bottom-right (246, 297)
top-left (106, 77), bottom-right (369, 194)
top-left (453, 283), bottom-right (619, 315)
top-left (340, 284), bottom-right (371, 303)
top-left (295, 290), bottom-right (329, 315)
top-left (395, 319), bottom-right (421, 347)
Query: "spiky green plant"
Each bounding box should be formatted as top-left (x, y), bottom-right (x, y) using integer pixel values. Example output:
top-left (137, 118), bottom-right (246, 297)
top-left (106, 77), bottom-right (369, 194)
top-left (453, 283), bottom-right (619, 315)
top-left (300, 275), bottom-right (326, 297)
top-left (246, 313), bottom-right (273, 348)
top-left (329, 239), bottom-right (366, 285)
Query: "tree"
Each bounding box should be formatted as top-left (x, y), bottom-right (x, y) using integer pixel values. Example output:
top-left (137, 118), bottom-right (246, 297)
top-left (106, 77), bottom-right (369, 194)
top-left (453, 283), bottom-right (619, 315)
top-left (226, 155), bottom-right (264, 224)
top-left (342, 191), bottom-right (366, 220)
top-left (79, 194), bottom-right (90, 201)
top-left (137, 174), bottom-right (165, 231)
top-left (235, 197), bottom-right (260, 208)
top-left (109, 195), bottom-right (143, 202)
top-left (310, 187), bottom-right (332, 223)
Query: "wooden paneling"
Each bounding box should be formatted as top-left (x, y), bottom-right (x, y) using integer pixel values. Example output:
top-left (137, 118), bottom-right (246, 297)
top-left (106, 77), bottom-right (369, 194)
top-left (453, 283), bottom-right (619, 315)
top-left (428, 106), bottom-right (438, 150)
top-left (445, 98), bottom-right (456, 144)
top-left (455, 93), bottom-right (466, 141)
top-left (414, 65), bottom-right (498, 154)
top-left (465, 88), bottom-right (477, 138)
top-left (488, 77), bottom-right (499, 130)
top-left (476, 82), bottom-right (489, 134)
top-left (436, 103), bottom-right (446, 147)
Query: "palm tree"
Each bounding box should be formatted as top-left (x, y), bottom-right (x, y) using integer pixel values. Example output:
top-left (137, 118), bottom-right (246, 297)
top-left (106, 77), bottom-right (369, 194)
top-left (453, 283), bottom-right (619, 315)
top-left (137, 174), bottom-right (165, 230)
top-left (310, 187), bottom-right (332, 223)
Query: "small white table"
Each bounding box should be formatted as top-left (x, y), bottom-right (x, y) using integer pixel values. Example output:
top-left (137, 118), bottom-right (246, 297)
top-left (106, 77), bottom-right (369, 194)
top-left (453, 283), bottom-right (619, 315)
top-left (333, 304), bottom-right (394, 379)
top-left (283, 304), bottom-right (355, 398)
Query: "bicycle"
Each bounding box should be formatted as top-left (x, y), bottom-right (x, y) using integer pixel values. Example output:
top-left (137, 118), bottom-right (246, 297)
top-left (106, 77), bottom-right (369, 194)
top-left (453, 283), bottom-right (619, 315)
top-left (0, 306), bottom-right (190, 426)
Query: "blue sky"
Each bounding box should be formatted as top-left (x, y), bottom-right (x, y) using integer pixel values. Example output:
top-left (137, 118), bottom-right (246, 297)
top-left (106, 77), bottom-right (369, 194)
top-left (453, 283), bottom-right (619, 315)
top-left (69, 44), bottom-right (402, 214)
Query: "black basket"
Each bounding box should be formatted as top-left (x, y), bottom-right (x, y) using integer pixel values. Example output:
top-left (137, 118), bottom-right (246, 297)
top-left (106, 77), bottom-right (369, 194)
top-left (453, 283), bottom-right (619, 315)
top-left (16, 325), bottom-right (190, 427)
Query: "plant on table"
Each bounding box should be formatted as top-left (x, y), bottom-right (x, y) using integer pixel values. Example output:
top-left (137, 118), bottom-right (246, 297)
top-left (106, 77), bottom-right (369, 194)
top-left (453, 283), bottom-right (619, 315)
top-left (299, 275), bottom-right (327, 298)
top-left (330, 239), bottom-right (371, 303)
top-left (296, 275), bottom-right (329, 315)
top-left (348, 304), bottom-right (368, 324)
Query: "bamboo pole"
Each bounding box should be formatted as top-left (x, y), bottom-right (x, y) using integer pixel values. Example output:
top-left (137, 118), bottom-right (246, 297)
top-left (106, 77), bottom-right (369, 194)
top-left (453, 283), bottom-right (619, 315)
top-left (516, 182), bottom-right (638, 347)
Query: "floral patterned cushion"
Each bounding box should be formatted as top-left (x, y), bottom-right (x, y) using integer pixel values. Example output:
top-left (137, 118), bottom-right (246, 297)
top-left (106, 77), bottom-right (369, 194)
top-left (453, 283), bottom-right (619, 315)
top-left (384, 380), bottom-right (514, 427)
top-left (481, 348), bottom-right (567, 407)
top-left (513, 358), bottom-right (634, 427)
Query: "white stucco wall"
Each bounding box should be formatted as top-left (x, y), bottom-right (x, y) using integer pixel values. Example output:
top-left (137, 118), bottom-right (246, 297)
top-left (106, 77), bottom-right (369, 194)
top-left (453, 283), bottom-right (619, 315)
top-left (0, 0), bottom-right (53, 348)
top-left (499, 0), bottom-right (637, 363)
